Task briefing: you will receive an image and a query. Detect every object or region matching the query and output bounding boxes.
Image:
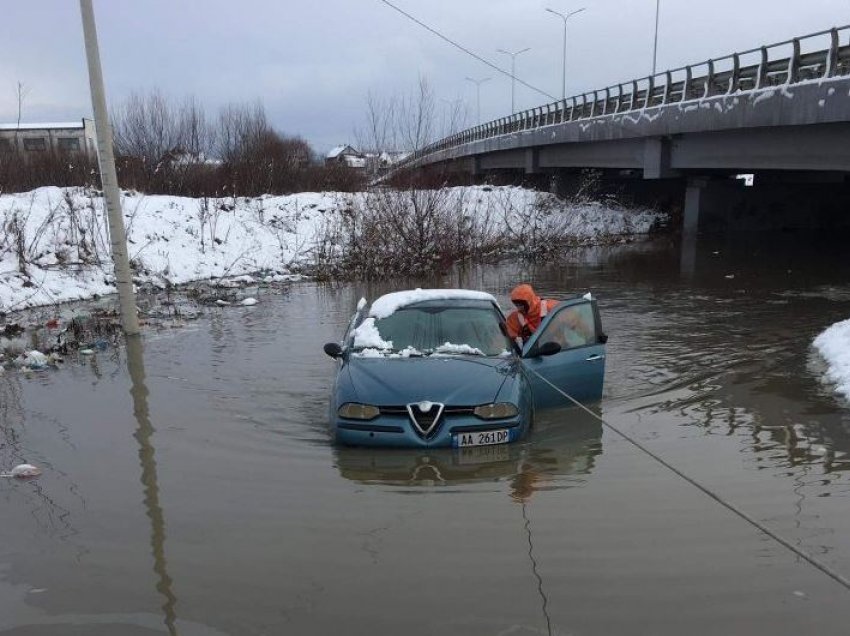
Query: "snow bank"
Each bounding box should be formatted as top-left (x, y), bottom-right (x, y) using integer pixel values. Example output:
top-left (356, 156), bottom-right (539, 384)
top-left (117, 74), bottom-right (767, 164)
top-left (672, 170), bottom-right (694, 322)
top-left (814, 318), bottom-right (850, 400)
top-left (0, 187), bottom-right (347, 312)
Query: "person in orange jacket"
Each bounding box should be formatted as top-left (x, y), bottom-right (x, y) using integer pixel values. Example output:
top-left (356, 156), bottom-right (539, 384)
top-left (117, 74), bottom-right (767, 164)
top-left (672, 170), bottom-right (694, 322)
top-left (505, 284), bottom-right (559, 348)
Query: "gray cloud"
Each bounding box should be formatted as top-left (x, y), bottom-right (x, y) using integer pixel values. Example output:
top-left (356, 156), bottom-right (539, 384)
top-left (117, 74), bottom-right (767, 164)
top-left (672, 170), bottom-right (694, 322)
top-left (1, 0), bottom-right (846, 152)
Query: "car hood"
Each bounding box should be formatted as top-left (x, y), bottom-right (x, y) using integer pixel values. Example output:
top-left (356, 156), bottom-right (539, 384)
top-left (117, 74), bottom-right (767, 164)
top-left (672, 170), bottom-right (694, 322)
top-left (343, 356), bottom-right (517, 406)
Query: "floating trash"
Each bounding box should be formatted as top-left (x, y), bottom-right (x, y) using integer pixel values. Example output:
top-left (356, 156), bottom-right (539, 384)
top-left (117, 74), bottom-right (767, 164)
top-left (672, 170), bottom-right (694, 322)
top-left (16, 350), bottom-right (49, 369)
top-left (241, 297), bottom-right (258, 306)
top-left (79, 349), bottom-right (95, 356)
top-left (1, 464), bottom-right (42, 478)
top-left (2, 323), bottom-right (25, 338)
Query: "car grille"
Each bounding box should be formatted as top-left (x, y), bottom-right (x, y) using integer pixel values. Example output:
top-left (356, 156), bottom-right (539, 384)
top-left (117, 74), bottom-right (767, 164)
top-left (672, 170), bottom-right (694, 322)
top-left (378, 405), bottom-right (475, 439)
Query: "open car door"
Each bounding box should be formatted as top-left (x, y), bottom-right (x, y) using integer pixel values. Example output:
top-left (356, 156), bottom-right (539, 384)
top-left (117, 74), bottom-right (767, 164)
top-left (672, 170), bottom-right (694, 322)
top-left (521, 298), bottom-right (606, 411)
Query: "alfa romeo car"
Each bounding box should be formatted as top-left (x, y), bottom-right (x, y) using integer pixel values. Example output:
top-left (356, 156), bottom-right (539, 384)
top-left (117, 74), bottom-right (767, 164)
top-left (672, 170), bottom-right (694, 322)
top-left (323, 289), bottom-right (606, 448)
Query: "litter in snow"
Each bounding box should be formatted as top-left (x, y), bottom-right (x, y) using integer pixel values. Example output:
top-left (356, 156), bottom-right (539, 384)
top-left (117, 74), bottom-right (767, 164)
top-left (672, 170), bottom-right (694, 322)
top-left (1, 464), bottom-right (42, 478)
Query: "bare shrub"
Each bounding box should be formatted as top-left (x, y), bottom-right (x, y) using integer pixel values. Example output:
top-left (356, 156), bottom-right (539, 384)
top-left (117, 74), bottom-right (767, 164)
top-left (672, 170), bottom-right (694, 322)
top-left (314, 186), bottom-right (498, 279)
top-left (0, 150), bottom-right (99, 193)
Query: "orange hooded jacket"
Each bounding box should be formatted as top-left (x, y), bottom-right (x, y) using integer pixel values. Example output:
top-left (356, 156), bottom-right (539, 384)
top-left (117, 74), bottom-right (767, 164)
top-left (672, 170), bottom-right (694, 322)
top-left (506, 284), bottom-right (558, 345)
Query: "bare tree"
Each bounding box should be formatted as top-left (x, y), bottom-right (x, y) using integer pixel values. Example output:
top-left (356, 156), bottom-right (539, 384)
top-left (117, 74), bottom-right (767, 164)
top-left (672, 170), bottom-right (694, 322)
top-left (13, 81), bottom-right (30, 152)
top-left (396, 75), bottom-right (436, 152)
top-left (355, 90), bottom-right (398, 156)
top-left (215, 100), bottom-right (270, 164)
top-left (178, 96), bottom-right (215, 159)
top-left (438, 97), bottom-right (469, 139)
top-left (112, 89), bottom-right (182, 168)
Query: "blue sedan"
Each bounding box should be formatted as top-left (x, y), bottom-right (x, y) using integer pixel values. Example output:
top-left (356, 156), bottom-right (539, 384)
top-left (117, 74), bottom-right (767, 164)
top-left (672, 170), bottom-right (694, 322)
top-left (324, 289), bottom-right (606, 448)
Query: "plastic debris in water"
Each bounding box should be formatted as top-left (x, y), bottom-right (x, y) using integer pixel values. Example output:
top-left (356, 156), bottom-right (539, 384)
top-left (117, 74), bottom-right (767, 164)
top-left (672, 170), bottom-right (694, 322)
top-left (1, 464), bottom-right (42, 478)
top-left (79, 349), bottom-right (95, 355)
top-left (241, 297), bottom-right (258, 306)
top-left (17, 350), bottom-right (48, 369)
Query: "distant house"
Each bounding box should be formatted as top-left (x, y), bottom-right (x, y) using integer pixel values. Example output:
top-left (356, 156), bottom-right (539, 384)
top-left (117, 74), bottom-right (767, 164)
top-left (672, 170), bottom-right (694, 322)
top-left (378, 150), bottom-right (411, 168)
top-left (158, 148), bottom-right (223, 168)
top-left (325, 144), bottom-right (366, 169)
top-left (0, 119), bottom-right (97, 157)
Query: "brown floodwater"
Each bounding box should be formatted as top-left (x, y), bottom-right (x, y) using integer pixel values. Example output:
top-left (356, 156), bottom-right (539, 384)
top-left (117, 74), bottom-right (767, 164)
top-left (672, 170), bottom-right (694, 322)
top-left (2, 232), bottom-right (850, 635)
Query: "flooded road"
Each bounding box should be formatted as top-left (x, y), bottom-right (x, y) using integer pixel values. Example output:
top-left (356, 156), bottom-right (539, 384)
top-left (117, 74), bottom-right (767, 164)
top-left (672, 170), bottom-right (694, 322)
top-left (2, 232), bottom-right (850, 635)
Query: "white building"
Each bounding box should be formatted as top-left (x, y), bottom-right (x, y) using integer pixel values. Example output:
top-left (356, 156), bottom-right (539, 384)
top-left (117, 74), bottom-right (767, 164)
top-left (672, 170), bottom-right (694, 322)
top-left (0, 119), bottom-right (97, 157)
top-left (325, 144), bottom-right (366, 169)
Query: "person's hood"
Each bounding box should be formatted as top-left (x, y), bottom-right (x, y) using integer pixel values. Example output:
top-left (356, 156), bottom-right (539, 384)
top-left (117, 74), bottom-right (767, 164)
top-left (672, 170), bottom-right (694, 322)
top-left (510, 284), bottom-right (541, 315)
top-left (341, 356), bottom-right (518, 406)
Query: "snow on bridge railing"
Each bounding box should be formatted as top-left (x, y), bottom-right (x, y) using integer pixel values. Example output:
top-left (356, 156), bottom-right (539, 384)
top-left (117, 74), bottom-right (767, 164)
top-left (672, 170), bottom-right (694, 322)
top-left (392, 24), bottom-right (850, 174)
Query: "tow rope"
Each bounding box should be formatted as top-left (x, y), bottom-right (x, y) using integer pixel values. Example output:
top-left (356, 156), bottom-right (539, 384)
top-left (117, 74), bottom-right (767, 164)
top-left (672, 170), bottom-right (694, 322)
top-left (527, 367), bottom-right (850, 593)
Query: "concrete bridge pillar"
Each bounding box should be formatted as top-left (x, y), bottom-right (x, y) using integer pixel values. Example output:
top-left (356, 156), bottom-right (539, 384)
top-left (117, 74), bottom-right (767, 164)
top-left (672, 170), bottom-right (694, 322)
top-left (683, 178), bottom-right (708, 237)
top-left (643, 137), bottom-right (677, 180)
top-left (524, 148), bottom-right (539, 175)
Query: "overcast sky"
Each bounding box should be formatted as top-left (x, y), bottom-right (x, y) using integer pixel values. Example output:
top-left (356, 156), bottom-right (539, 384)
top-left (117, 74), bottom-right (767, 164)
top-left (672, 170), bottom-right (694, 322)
top-left (1, 0), bottom-right (847, 152)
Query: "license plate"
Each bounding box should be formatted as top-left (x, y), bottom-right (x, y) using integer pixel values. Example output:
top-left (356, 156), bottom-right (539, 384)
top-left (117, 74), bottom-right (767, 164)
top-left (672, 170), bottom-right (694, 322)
top-left (453, 429), bottom-right (510, 448)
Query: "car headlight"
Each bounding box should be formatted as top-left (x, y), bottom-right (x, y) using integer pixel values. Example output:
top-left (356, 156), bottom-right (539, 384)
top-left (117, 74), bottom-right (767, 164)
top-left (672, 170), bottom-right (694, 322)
top-left (474, 403), bottom-right (518, 420)
top-left (338, 403), bottom-right (380, 420)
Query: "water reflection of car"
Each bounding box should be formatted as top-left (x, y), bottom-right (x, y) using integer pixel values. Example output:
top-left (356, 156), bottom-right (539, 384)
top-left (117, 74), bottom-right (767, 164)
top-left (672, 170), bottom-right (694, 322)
top-left (333, 407), bottom-right (604, 498)
top-left (323, 289), bottom-right (606, 448)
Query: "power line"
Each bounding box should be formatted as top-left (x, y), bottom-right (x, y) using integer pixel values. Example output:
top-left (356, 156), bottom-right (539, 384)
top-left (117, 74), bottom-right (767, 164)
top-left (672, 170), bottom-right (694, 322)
top-left (376, 0), bottom-right (557, 103)
top-left (526, 367), bottom-right (850, 594)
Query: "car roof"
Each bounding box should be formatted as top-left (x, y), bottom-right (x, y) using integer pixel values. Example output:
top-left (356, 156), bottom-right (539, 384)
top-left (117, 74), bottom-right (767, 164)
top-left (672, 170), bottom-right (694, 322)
top-left (395, 299), bottom-right (498, 311)
top-left (368, 289), bottom-right (499, 319)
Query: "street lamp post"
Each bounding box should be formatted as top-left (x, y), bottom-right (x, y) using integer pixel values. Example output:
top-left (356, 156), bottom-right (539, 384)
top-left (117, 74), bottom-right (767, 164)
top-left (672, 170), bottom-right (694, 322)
top-left (545, 7), bottom-right (586, 100)
top-left (465, 76), bottom-right (491, 124)
top-left (496, 47), bottom-right (531, 114)
top-left (652, 0), bottom-right (661, 75)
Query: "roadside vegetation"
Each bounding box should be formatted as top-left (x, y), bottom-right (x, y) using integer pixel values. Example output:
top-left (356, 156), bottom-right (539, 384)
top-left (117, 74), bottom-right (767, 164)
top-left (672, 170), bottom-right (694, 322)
top-left (0, 91), bottom-right (364, 196)
top-left (0, 81), bottom-right (668, 313)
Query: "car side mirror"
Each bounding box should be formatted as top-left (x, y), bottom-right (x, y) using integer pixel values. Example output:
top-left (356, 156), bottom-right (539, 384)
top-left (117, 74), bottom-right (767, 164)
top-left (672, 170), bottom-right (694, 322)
top-left (527, 341), bottom-right (561, 358)
top-left (323, 342), bottom-right (344, 359)
top-left (598, 333), bottom-right (608, 344)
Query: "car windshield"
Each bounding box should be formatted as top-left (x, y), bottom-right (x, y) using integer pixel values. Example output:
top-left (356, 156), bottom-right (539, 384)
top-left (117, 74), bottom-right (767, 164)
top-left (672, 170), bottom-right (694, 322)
top-left (353, 305), bottom-right (512, 357)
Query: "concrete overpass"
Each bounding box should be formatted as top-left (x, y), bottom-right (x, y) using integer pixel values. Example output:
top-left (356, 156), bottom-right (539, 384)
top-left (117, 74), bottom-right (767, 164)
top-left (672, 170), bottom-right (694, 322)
top-left (393, 26), bottom-right (850, 234)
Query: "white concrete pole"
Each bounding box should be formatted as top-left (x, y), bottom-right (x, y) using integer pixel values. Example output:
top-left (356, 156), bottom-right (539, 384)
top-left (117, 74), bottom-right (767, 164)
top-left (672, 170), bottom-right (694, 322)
top-left (465, 77), bottom-right (491, 124)
top-left (79, 0), bottom-right (139, 335)
top-left (652, 0), bottom-right (661, 75)
top-left (497, 48), bottom-right (531, 115)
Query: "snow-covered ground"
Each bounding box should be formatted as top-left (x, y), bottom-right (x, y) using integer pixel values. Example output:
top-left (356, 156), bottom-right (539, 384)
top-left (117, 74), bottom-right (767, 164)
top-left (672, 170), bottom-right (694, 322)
top-left (0, 185), bottom-right (666, 313)
top-left (814, 318), bottom-right (850, 401)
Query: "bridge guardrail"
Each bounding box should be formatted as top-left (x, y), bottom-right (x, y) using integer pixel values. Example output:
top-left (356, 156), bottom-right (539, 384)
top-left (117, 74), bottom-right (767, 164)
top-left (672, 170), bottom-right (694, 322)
top-left (393, 25), bottom-right (850, 173)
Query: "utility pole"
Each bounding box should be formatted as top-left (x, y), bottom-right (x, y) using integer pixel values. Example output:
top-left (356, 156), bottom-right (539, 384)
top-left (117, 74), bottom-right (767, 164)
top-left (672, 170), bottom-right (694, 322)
top-left (545, 7), bottom-right (586, 100)
top-left (497, 47), bottom-right (531, 114)
top-left (465, 77), bottom-right (491, 124)
top-left (652, 0), bottom-right (661, 75)
top-left (79, 0), bottom-right (139, 335)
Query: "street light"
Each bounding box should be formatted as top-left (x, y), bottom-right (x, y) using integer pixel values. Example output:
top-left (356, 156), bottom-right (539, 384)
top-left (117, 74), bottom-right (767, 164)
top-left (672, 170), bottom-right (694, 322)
top-left (496, 47), bottom-right (531, 114)
top-left (545, 7), bottom-right (586, 100)
top-left (652, 0), bottom-right (661, 75)
top-left (465, 76), bottom-right (491, 124)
